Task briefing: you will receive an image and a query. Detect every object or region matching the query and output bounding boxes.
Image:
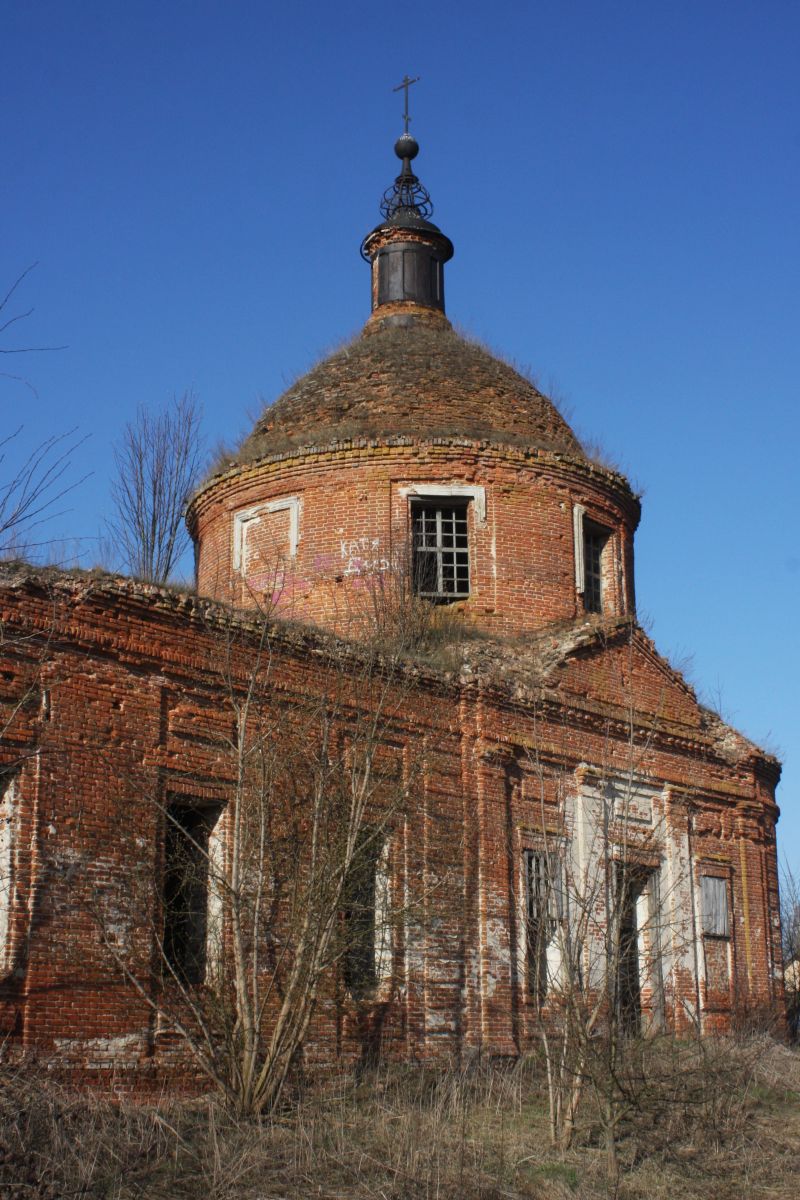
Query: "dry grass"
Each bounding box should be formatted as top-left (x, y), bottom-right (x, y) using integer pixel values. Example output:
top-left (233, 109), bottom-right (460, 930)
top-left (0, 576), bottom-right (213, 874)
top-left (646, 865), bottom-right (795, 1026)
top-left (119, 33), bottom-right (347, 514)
top-left (1, 1038), bottom-right (798, 1199)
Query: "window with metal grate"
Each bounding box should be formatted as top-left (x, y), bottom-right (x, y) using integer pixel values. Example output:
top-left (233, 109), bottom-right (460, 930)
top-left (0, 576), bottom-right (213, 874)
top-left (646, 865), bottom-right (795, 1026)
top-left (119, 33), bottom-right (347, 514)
top-left (411, 501), bottom-right (470, 601)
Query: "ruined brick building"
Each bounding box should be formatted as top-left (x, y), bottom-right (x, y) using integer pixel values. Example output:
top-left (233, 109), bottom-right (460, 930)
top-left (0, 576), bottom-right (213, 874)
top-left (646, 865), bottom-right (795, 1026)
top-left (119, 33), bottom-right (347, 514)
top-left (0, 128), bottom-right (785, 1085)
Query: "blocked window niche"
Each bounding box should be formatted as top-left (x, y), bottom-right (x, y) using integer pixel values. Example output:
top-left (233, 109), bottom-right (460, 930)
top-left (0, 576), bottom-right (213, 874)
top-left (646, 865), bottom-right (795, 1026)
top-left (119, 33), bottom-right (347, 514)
top-left (163, 800), bottom-right (225, 986)
top-left (342, 830), bottom-right (392, 1001)
top-left (232, 498), bottom-right (300, 586)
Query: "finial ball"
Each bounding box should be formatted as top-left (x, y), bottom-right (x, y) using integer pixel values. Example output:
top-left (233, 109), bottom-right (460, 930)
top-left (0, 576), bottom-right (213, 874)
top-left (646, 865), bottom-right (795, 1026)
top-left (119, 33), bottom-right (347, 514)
top-left (395, 133), bottom-right (419, 161)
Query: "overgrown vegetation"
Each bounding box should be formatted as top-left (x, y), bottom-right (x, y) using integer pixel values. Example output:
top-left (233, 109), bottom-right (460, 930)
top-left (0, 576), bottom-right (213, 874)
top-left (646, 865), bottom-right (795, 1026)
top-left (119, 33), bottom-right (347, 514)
top-left (199, 322), bottom-right (592, 483)
top-left (1, 1037), bottom-right (797, 1199)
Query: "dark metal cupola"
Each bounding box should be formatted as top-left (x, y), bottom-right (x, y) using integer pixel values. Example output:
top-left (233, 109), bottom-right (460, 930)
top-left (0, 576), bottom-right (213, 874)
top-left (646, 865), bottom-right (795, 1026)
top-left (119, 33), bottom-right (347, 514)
top-left (361, 79), bottom-right (454, 322)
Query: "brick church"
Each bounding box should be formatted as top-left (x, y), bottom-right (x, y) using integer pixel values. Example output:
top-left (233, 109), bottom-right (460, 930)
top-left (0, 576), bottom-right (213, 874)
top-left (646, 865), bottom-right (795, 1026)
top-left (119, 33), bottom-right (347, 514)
top-left (0, 123), bottom-right (785, 1087)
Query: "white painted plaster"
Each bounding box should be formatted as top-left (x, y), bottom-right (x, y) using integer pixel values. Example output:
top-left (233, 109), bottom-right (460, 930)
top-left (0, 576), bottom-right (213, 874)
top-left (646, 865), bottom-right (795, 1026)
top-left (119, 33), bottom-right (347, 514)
top-left (206, 809), bottom-right (226, 983)
top-left (572, 504), bottom-right (586, 592)
top-left (374, 839), bottom-right (392, 984)
top-left (0, 775), bottom-right (18, 965)
top-left (232, 496), bottom-right (301, 573)
top-left (399, 483), bottom-right (487, 525)
top-left (54, 1032), bottom-right (148, 1058)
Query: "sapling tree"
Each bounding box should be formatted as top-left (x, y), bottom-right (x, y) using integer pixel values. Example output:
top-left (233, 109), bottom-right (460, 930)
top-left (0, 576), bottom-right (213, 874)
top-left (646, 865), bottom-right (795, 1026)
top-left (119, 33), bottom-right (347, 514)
top-left (91, 593), bottom-right (418, 1116)
top-left (106, 391), bottom-right (204, 582)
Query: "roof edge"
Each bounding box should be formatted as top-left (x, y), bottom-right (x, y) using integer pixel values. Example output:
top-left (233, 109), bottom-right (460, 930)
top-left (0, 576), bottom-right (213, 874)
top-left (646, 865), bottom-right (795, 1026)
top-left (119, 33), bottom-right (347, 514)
top-left (187, 434), bottom-right (640, 530)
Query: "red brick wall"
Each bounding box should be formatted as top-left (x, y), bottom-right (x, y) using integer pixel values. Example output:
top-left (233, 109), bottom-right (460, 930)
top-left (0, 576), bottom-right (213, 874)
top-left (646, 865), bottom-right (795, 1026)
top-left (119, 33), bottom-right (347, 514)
top-left (0, 570), bottom-right (784, 1090)
top-left (192, 439), bottom-right (640, 637)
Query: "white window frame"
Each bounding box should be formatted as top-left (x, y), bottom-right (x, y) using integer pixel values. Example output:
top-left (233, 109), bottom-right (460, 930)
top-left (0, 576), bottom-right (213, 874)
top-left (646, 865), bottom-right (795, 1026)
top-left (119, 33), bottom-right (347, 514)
top-left (400, 484), bottom-right (486, 525)
top-left (232, 497), bottom-right (301, 574)
top-left (573, 504), bottom-right (587, 593)
top-left (573, 503), bottom-right (613, 613)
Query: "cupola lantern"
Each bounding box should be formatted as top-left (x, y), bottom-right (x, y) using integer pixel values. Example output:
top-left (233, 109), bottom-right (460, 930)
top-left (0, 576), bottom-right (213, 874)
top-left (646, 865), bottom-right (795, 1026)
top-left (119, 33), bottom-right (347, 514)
top-left (361, 90), bottom-right (454, 322)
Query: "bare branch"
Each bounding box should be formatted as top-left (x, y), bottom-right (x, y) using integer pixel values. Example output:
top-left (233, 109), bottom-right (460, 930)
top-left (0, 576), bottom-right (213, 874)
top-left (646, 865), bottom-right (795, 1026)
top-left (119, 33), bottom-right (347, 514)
top-left (0, 427), bottom-right (90, 560)
top-left (0, 264), bottom-right (67, 355)
top-left (0, 263), bottom-right (39, 314)
top-left (105, 391), bottom-right (205, 582)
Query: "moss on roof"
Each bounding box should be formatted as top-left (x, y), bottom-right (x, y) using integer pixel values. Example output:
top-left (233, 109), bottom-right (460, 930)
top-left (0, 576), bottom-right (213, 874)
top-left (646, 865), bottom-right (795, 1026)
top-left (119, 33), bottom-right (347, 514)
top-left (237, 320), bottom-right (585, 463)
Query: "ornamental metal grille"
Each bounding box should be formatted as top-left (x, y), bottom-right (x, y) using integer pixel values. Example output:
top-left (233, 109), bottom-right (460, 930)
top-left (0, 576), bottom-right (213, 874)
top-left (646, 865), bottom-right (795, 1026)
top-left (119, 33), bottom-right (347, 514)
top-left (412, 503), bottom-right (469, 600)
top-left (583, 524), bottom-right (608, 613)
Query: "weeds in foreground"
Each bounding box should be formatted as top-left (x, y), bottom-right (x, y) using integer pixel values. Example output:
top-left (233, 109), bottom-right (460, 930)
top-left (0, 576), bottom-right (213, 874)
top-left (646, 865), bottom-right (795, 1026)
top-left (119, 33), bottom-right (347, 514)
top-left (0, 1038), bottom-right (798, 1199)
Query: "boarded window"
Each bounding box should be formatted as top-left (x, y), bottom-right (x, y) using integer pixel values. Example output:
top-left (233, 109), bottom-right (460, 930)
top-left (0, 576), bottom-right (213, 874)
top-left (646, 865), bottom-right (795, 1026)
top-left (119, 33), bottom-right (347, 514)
top-left (701, 875), bottom-right (730, 938)
top-left (163, 801), bottom-right (224, 985)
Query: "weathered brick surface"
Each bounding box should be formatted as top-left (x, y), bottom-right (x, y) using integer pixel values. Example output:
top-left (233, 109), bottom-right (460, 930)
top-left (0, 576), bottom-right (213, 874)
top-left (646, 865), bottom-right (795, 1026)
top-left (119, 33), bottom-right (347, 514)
top-left (191, 439), bottom-right (639, 637)
top-left (0, 147), bottom-right (785, 1100)
top-left (239, 318), bottom-right (585, 460)
top-left (0, 244), bottom-right (786, 1089)
top-left (0, 567), bottom-right (784, 1089)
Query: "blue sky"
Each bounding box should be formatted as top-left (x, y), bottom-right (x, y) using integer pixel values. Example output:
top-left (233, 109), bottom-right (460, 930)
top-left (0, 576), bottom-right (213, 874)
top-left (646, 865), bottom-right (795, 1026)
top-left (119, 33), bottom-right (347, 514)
top-left (2, 1), bottom-right (798, 873)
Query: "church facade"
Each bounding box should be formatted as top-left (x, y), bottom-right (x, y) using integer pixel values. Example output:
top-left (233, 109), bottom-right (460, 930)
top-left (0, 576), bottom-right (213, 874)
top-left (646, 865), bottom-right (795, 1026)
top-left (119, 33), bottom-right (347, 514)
top-left (0, 129), bottom-right (784, 1087)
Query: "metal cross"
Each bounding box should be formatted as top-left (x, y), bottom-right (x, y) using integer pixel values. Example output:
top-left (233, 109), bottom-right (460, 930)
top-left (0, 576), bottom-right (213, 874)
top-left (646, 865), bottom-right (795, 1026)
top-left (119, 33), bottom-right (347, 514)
top-left (393, 75), bottom-right (420, 133)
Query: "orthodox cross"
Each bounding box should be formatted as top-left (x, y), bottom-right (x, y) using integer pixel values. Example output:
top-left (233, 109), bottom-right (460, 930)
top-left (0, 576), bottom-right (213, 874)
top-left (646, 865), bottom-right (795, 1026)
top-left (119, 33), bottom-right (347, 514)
top-left (393, 74), bottom-right (420, 133)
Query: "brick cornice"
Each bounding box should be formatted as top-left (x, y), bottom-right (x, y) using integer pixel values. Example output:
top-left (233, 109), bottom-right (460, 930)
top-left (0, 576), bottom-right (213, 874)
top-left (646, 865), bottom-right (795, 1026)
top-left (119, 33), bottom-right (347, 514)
top-left (1, 568), bottom-right (778, 790)
top-left (187, 436), bottom-right (640, 533)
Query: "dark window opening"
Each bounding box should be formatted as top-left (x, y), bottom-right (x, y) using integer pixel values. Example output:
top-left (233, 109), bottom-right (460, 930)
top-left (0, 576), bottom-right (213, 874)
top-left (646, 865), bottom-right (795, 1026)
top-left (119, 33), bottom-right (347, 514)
top-left (583, 523), bottom-right (610, 613)
top-left (525, 850), bottom-right (562, 1006)
top-left (163, 801), bottom-right (222, 986)
top-left (412, 502), bottom-right (469, 601)
top-left (614, 865), bottom-right (648, 1036)
top-left (342, 830), bottom-right (386, 1001)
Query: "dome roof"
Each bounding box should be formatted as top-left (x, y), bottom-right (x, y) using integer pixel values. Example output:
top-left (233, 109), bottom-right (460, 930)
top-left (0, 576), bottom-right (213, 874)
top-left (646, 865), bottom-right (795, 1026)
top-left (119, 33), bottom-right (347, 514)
top-left (240, 317), bottom-right (585, 461)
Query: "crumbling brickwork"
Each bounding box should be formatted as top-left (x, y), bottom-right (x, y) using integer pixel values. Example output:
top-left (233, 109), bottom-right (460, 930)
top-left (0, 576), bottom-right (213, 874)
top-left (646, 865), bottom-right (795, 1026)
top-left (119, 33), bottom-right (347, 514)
top-left (0, 566), bottom-right (783, 1089)
top-left (0, 140), bottom-right (786, 1091)
top-left (191, 437), bottom-right (639, 637)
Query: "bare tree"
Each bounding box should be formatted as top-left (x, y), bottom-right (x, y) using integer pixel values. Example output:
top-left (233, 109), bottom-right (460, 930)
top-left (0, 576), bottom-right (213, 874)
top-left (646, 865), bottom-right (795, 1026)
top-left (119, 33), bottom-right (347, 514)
top-left (525, 767), bottom-right (690, 1185)
top-left (87, 593), bottom-right (417, 1116)
top-left (517, 632), bottom-right (741, 1191)
top-left (0, 429), bottom-right (89, 561)
top-left (1, 267), bottom-right (85, 561)
top-left (0, 262), bottom-right (66, 391)
top-left (107, 391), bottom-right (204, 582)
